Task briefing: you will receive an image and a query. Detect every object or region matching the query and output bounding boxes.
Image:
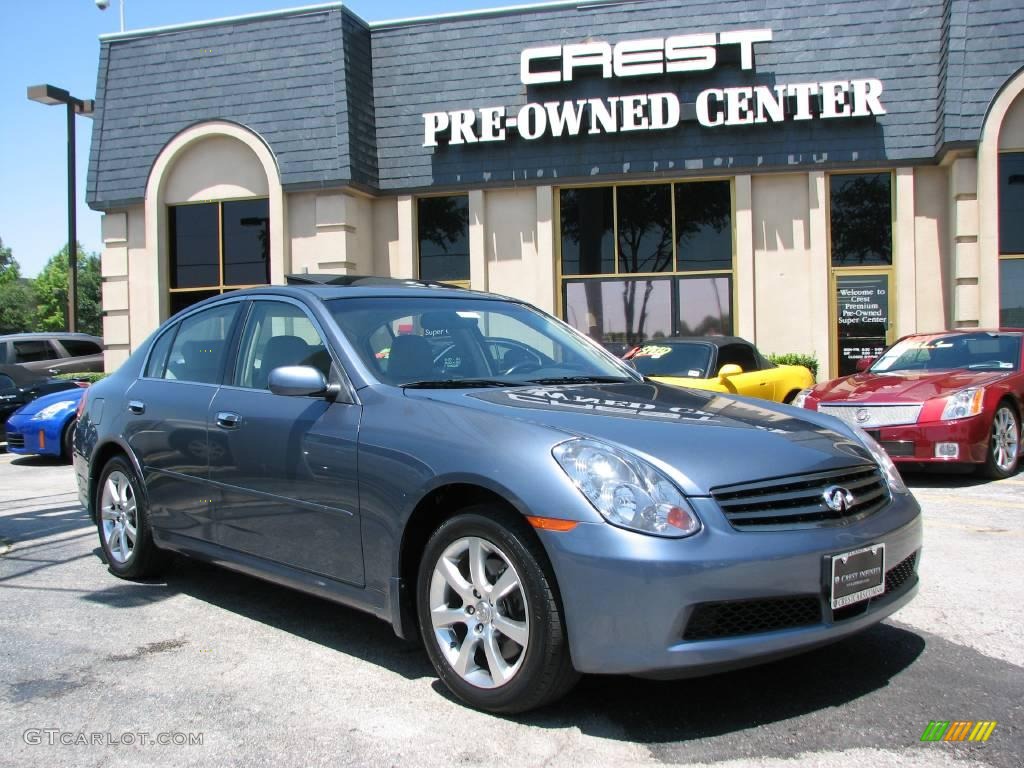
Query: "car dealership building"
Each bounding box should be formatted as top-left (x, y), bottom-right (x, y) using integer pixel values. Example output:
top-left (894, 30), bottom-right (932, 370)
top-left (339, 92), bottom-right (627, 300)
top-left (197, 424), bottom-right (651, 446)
top-left (87, 0), bottom-right (1024, 377)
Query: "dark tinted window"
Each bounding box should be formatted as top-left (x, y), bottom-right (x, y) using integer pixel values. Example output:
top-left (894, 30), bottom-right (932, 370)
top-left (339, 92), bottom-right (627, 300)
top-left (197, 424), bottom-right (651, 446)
top-left (676, 181), bottom-right (732, 271)
top-left (61, 339), bottom-right (102, 356)
top-left (13, 340), bottom-right (58, 362)
top-left (627, 343), bottom-right (713, 378)
top-left (564, 278), bottom-right (673, 346)
top-left (163, 303), bottom-right (240, 384)
top-left (169, 204), bottom-right (219, 288)
top-left (1000, 258), bottom-right (1024, 327)
top-left (678, 276), bottom-right (733, 336)
top-left (222, 199), bottom-right (270, 287)
top-left (145, 326), bottom-right (177, 378)
top-left (170, 290), bottom-right (219, 317)
top-left (999, 152), bottom-right (1024, 255)
top-left (830, 173), bottom-right (892, 266)
top-left (418, 196), bottom-right (469, 282)
top-left (561, 188), bottom-right (614, 275)
top-left (617, 184), bottom-right (672, 274)
top-left (0, 374), bottom-right (13, 389)
top-left (0, 344), bottom-right (7, 364)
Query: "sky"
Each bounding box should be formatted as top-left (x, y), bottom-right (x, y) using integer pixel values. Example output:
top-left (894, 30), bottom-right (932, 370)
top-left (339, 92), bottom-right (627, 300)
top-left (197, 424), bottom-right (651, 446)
top-left (0, 0), bottom-right (570, 278)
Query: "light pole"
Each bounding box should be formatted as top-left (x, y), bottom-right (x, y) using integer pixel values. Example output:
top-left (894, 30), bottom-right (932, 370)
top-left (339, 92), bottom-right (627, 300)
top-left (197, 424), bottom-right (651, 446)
top-left (27, 84), bottom-right (94, 333)
top-left (95, 0), bottom-right (126, 33)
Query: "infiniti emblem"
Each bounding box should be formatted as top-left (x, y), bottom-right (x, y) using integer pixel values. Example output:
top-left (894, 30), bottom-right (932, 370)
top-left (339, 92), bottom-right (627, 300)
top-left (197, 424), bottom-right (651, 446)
top-left (855, 408), bottom-right (870, 423)
top-left (823, 485), bottom-right (856, 513)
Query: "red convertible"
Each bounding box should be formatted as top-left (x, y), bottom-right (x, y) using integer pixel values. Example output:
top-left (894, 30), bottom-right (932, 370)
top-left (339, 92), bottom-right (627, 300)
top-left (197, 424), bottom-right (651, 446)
top-left (793, 330), bottom-right (1023, 478)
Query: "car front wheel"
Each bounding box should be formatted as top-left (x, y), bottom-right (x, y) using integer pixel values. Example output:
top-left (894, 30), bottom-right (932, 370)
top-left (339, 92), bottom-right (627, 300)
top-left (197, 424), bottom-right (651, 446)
top-left (981, 404), bottom-right (1020, 479)
top-left (96, 456), bottom-right (167, 578)
top-left (416, 506), bottom-right (578, 713)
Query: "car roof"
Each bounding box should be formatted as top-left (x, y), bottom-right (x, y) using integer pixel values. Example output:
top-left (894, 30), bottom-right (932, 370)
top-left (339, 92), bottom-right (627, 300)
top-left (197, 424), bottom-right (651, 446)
top-left (0, 332), bottom-right (103, 342)
top-left (180, 282), bottom-right (517, 311)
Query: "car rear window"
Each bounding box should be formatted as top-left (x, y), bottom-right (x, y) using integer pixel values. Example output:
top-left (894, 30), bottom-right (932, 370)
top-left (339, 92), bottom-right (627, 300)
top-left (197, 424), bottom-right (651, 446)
top-left (61, 339), bottom-right (102, 356)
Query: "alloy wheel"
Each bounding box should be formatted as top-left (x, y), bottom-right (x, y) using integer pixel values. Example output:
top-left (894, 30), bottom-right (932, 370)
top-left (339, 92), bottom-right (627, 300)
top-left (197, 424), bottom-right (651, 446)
top-left (428, 536), bottom-right (530, 689)
top-left (100, 470), bottom-right (137, 564)
top-left (991, 408), bottom-right (1020, 474)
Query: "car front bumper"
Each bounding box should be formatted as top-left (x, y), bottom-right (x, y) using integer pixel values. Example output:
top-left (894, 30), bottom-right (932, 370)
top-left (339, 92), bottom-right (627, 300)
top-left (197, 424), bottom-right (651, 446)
top-left (2, 415), bottom-right (61, 457)
top-left (869, 416), bottom-right (991, 465)
top-left (538, 491), bottom-right (922, 677)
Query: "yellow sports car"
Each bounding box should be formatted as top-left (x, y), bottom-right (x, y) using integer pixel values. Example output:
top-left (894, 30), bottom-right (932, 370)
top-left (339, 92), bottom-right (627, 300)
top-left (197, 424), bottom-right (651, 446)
top-left (624, 336), bottom-right (815, 403)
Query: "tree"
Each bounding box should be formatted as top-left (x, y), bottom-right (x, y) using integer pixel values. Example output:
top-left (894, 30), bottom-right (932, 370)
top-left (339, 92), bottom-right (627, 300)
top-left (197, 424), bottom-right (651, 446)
top-left (0, 237), bottom-right (21, 286)
top-left (34, 244), bottom-right (102, 336)
top-left (0, 280), bottom-right (38, 334)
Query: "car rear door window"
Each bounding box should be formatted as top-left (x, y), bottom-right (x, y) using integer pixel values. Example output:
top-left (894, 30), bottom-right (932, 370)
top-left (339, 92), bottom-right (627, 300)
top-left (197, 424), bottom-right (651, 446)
top-left (144, 326), bottom-right (177, 378)
top-left (61, 339), bottom-right (103, 357)
top-left (12, 340), bottom-right (59, 363)
top-left (163, 303), bottom-right (240, 384)
top-left (232, 301), bottom-right (330, 389)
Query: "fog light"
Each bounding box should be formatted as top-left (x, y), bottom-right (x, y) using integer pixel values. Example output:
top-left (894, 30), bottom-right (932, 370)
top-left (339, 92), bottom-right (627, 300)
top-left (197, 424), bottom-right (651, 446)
top-left (935, 442), bottom-right (959, 459)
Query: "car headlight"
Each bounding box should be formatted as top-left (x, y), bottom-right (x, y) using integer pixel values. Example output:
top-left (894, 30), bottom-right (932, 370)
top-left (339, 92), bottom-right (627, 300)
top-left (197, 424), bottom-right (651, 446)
top-left (851, 426), bottom-right (908, 494)
top-left (552, 438), bottom-right (701, 538)
top-left (32, 402), bottom-right (75, 421)
top-left (940, 388), bottom-right (984, 421)
top-left (790, 388), bottom-right (813, 408)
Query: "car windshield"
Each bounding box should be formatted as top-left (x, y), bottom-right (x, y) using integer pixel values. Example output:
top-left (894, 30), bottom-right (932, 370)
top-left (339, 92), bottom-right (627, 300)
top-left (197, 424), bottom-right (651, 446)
top-left (870, 332), bottom-right (1022, 373)
top-left (626, 343), bottom-right (713, 378)
top-left (326, 297), bottom-right (640, 387)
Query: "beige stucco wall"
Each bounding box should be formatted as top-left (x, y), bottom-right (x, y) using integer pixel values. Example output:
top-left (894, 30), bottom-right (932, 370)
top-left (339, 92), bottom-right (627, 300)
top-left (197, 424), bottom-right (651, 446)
top-left (99, 205), bottom-right (147, 372)
top-left (913, 165), bottom-right (950, 332)
top-left (163, 136), bottom-right (269, 204)
top-left (751, 173), bottom-right (818, 360)
top-left (483, 189), bottom-right (538, 305)
top-left (288, 191), bottom-right (374, 277)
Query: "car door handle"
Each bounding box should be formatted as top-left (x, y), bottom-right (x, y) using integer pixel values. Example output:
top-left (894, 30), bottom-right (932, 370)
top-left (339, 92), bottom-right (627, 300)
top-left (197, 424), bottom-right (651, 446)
top-left (128, 400), bottom-right (145, 415)
top-left (216, 411), bottom-right (241, 429)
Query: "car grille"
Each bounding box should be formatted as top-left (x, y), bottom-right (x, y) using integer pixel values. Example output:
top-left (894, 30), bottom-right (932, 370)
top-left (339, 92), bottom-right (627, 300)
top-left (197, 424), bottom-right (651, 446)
top-left (833, 550), bottom-right (919, 622)
top-left (683, 551), bottom-right (920, 640)
top-left (711, 466), bottom-right (889, 530)
top-left (818, 404), bottom-right (922, 428)
top-left (6, 433), bottom-right (25, 449)
top-left (683, 596), bottom-right (821, 641)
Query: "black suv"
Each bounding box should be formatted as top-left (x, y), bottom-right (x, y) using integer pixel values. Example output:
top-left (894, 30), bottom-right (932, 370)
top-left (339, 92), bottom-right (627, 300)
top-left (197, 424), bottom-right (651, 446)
top-left (0, 333), bottom-right (104, 374)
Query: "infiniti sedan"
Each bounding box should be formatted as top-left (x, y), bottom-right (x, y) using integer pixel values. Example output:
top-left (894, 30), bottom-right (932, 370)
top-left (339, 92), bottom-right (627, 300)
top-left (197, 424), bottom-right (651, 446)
top-left (75, 282), bottom-right (922, 713)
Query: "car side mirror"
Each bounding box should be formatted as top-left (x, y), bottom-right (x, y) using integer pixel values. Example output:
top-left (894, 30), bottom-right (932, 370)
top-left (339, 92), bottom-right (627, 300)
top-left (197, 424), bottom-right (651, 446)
top-left (718, 364), bottom-right (743, 379)
top-left (855, 357), bottom-right (876, 373)
top-left (268, 365), bottom-right (328, 397)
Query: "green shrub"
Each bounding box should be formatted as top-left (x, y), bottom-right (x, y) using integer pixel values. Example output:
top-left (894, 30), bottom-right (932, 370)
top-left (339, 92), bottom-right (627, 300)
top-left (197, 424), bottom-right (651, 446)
top-left (767, 353), bottom-right (819, 379)
top-left (56, 372), bottom-right (108, 384)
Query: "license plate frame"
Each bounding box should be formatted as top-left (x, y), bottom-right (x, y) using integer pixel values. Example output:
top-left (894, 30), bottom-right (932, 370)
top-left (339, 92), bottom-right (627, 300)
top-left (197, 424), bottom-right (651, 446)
top-left (830, 543), bottom-right (886, 609)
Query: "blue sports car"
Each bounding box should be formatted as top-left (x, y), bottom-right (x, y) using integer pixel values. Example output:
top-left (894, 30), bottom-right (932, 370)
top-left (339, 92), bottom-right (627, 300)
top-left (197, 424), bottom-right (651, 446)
top-left (5, 387), bottom-right (85, 462)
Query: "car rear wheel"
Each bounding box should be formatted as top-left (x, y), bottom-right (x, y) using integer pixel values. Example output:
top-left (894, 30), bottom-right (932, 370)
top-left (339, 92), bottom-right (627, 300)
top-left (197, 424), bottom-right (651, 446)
top-left (981, 405), bottom-right (1020, 479)
top-left (96, 456), bottom-right (167, 578)
top-left (60, 420), bottom-right (75, 464)
top-left (416, 506), bottom-right (578, 713)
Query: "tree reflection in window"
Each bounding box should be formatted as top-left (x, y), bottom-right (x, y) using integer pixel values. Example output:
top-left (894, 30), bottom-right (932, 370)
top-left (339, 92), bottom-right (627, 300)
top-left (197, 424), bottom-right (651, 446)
top-left (418, 196), bottom-right (469, 282)
top-left (830, 173), bottom-right (892, 266)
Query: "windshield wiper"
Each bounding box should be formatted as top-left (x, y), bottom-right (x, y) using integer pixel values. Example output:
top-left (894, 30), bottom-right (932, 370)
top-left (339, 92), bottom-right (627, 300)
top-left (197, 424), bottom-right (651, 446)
top-left (400, 378), bottom-right (523, 389)
top-left (526, 375), bottom-right (635, 385)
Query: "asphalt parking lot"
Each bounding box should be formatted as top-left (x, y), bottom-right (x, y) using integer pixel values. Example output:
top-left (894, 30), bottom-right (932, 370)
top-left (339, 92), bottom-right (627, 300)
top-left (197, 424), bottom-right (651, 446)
top-left (0, 453), bottom-right (1021, 768)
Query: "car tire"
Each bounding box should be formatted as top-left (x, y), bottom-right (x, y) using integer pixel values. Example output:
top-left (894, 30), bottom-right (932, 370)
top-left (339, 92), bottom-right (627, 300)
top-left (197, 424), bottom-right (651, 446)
top-left (95, 456), bottom-right (167, 579)
top-left (416, 506), bottom-right (578, 713)
top-left (980, 404), bottom-right (1020, 480)
top-left (60, 419), bottom-right (75, 464)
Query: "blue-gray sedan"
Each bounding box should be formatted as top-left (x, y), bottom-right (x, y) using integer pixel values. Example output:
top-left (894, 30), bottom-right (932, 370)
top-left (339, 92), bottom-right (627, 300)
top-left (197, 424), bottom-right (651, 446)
top-left (75, 281), bottom-right (921, 713)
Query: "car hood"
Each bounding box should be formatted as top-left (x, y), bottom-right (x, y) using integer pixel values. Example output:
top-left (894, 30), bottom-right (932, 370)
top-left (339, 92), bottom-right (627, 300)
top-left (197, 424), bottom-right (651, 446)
top-left (403, 382), bottom-right (874, 495)
top-left (813, 369), bottom-right (1013, 404)
top-left (11, 387), bottom-right (84, 417)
